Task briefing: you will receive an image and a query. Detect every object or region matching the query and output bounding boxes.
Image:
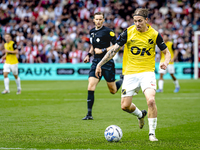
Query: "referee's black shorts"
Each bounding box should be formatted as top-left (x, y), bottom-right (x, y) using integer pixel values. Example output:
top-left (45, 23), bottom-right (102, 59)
top-left (89, 62), bottom-right (115, 82)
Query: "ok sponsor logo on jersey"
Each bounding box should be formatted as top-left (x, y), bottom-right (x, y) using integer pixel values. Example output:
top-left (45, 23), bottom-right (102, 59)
top-left (130, 39), bottom-right (154, 56)
top-left (131, 46), bottom-right (152, 56)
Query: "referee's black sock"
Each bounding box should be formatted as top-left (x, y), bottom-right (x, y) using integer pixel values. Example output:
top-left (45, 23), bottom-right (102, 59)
top-left (87, 90), bottom-right (94, 116)
top-left (116, 79), bottom-right (123, 91)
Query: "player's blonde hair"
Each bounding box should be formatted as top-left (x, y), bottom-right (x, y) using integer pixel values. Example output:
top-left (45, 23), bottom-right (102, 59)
top-left (133, 8), bottom-right (149, 19)
top-left (94, 12), bottom-right (104, 18)
top-left (4, 33), bottom-right (12, 37)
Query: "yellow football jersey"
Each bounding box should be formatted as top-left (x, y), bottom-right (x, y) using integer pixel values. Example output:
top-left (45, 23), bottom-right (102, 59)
top-left (160, 41), bottom-right (174, 65)
top-left (117, 24), bottom-right (166, 75)
top-left (4, 41), bottom-right (18, 64)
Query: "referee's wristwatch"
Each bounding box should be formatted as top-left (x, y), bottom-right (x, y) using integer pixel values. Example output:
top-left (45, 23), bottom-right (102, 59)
top-left (102, 48), bottom-right (107, 52)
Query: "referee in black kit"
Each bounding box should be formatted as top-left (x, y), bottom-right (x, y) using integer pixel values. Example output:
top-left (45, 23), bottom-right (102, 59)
top-left (82, 12), bottom-right (123, 120)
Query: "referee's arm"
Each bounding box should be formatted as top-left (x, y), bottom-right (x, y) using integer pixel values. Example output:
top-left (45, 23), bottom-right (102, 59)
top-left (84, 45), bottom-right (94, 63)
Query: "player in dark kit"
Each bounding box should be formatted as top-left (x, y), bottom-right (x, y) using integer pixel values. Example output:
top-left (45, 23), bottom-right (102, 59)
top-left (82, 12), bottom-right (123, 120)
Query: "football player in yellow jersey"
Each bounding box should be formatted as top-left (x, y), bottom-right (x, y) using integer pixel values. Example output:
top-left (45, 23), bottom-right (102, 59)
top-left (95, 8), bottom-right (171, 141)
top-left (157, 34), bottom-right (180, 93)
top-left (1, 33), bottom-right (21, 94)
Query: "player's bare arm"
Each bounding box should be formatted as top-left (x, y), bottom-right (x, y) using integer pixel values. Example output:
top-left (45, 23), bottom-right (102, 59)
top-left (84, 45), bottom-right (94, 63)
top-left (97, 44), bottom-right (121, 66)
top-left (171, 49), bottom-right (178, 62)
top-left (95, 43), bottom-right (121, 78)
top-left (160, 48), bottom-right (171, 70)
top-left (5, 49), bottom-right (18, 54)
top-left (94, 45), bottom-right (115, 54)
top-left (2, 54), bottom-right (6, 60)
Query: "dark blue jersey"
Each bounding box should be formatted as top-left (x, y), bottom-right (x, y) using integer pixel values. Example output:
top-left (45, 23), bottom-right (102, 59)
top-left (90, 26), bottom-right (117, 59)
top-left (89, 26), bottom-right (116, 70)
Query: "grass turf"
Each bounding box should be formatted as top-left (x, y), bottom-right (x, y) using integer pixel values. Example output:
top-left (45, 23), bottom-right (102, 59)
top-left (0, 79), bottom-right (200, 149)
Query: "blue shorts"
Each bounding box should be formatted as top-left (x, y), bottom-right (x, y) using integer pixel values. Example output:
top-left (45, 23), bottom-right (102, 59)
top-left (89, 61), bottom-right (115, 82)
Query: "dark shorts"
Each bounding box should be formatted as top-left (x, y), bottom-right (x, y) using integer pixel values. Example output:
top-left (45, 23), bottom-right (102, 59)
top-left (89, 62), bottom-right (115, 82)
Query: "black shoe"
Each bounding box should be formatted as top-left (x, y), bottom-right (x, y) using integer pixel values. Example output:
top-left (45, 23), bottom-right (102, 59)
top-left (138, 110), bottom-right (147, 129)
top-left (82, 115), bottom-right (93, 120)
top-left (120, 74), bottom-right (124, 80)
top-left (141, 110), bottom-right (147, 118)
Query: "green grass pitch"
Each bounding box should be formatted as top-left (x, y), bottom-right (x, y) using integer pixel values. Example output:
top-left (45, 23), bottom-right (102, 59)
top-left (0, 79), bottom-right (200, 149)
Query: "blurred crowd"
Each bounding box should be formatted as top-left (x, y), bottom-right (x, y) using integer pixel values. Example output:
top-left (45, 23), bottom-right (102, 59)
top-left (0, 0), bottom-right (199, 64)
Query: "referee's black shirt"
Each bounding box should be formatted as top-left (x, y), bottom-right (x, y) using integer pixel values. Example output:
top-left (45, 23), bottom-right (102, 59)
top-left (90, 26), bottom-right (117, 59)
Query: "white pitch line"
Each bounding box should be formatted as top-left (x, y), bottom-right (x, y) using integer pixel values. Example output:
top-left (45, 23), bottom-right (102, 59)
top-left (0, 148), bottom-right (93, 150)
top-left (63, 97), bottom-right (200, 100)
top-left (0, 97), bottom-right (199, 101)
top-left (0, 148), bottom-right (23, 150)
